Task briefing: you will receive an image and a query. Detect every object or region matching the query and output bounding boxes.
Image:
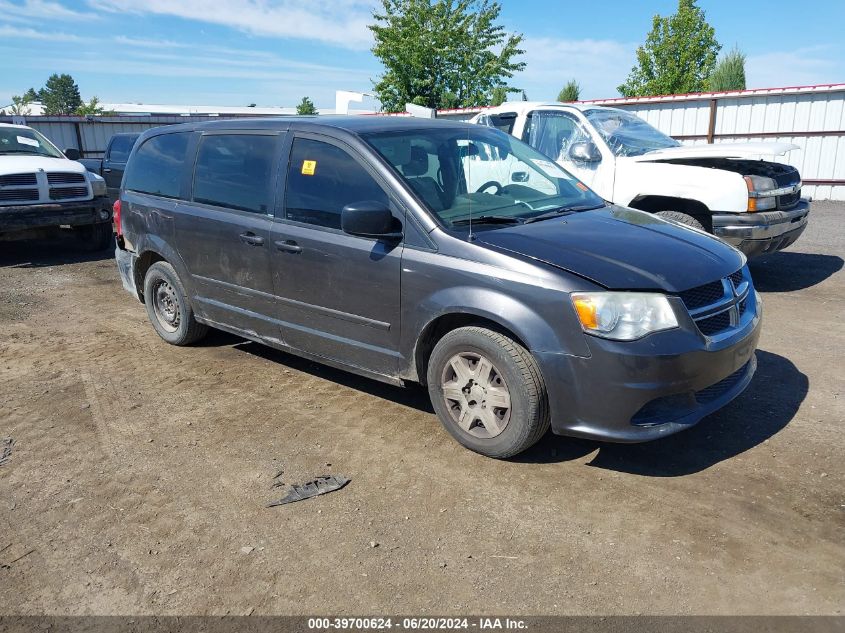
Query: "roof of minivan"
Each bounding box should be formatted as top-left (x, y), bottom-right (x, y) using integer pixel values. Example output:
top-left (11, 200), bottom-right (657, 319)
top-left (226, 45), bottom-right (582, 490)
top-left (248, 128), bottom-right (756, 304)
top-left (148, 115), bottom-right (476, 137)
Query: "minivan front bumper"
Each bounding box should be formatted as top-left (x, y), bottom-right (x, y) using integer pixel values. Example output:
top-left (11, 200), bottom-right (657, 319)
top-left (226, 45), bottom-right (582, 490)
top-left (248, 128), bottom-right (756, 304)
top-left (712, 200), bottom-right (809, 257)
top-left (535, 298), bottom-right (762, 442)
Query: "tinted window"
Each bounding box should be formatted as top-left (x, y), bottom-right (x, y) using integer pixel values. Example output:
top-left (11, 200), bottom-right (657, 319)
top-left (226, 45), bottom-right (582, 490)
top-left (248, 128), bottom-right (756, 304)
top-left (107, 135), bottom-right (138, 163)
top-left (285, 138), bottom-right (388, 229)
top-left (193, 134), bottom-right (277, 214)
top-left (123, 133), bottom-right (190, 198)
top-left (478, 112), bottom-right (517, 134)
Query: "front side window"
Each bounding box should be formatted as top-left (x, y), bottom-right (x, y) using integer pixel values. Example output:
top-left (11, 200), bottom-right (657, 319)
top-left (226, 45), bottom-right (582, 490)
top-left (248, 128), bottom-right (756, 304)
top-left (0, 126), bottom-right (63, 158)
top-left (584, 108), bottom-right (680, 157)
top-left (123, 132), bottom-right (190, 198)
top-left (365, 126), bottom-right (604, 230)
top-left (107, 135), bottom-right (138, 163)
top-left (285, 137), bottom-right (388, 230)
top-left (523, 110), bottom-right (593, 161)
top-left (193, 134), bottom-right (277, 214)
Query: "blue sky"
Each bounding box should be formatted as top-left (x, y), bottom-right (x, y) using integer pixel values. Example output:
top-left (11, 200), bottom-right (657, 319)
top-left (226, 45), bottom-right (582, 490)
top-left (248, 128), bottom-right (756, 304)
top-left (1, 0), bottom-right (844, 109)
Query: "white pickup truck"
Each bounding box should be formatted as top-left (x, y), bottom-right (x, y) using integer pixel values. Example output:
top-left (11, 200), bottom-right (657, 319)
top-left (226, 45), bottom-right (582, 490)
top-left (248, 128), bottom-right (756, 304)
top-left (471, 102), bottom-right (810, 257)
top-left (0, 122), bottom-right (112, 250)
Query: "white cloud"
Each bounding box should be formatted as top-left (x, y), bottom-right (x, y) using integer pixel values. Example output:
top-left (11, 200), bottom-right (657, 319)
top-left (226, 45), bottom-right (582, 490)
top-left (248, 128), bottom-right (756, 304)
top-left (88, 0), bottom-right (378, 49)
top-left (0, 24), bottom-right (85, 41)
top-left (515, 37), bottom-right (637, 101)
top-left (746, 46), bottom-right (844, 89)
top-left (0, 0), bottom-right (97, 21)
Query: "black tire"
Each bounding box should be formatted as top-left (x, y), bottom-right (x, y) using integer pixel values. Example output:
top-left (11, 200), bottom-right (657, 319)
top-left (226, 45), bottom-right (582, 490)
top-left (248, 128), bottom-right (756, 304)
top-left (76, 222), bottom-right (113, 252)
top-left (655, 210), bottom-right (705, 231)
top-left (143, 261), bottom-right (208, 346)
top-left (426, 326), bottom-right (550, 458)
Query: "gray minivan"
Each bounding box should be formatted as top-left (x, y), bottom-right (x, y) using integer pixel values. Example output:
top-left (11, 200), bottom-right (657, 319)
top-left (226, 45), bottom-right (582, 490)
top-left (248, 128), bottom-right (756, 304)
top-left (114, 117), bottom-right (761, 458)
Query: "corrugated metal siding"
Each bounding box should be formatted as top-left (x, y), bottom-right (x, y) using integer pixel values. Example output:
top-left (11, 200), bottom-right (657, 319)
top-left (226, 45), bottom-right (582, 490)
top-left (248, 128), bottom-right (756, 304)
top-left (606, 88), bottom-right (845, 201)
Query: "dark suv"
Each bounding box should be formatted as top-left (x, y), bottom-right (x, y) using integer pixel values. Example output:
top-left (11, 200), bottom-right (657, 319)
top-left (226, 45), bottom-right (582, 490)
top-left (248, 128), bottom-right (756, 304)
top-left (114, 117), bottom-right (761, 458)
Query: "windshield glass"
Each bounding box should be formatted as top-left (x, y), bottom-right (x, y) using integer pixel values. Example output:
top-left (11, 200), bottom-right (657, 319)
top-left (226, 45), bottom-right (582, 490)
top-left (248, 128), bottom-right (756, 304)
top-left (0, 126), bottom-right (64, 158)
top-left (363, 126), bottom-right (604, 230)
top-left (584, 108), bottom-right (680, 157)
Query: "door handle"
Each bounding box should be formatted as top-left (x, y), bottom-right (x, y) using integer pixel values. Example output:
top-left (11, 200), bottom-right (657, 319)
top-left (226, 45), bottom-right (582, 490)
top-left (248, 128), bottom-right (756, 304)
top-left (274, 240), bottom-right (302, 253)
top-left (103, 168), bottom-right (112, 173)
top-left (239, 232), bottom-right (265, 246)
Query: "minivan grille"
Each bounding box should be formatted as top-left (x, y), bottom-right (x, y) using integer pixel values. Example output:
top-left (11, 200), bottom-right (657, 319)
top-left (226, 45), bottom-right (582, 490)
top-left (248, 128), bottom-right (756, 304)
top-left (50, 186), bottom-right (88, 200)
top-left (678, 268), bottom-right (752, 338)
top-left (0, 173), bottom-right (37, 186)
top-left (696, 362), bottom-right (750, 404)
top-left (47, 172), bottom-right (86, 184)
top-left (0, 188), bottom-right (39, 202)
top-left (678, 280), bottom-right (724, 310)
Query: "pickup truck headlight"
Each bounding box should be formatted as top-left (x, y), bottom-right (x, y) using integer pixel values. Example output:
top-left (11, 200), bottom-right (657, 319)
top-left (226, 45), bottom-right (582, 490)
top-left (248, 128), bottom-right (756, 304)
top-left (571, 292), bottom-right (679, 341)
top-left (88, 173), bottom-right (107, 198)
top-left (744, 175), bottom-right (778, 212)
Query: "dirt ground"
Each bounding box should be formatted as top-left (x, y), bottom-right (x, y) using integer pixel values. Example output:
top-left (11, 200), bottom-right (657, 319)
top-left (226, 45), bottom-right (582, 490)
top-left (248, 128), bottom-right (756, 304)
top-left (1, 202), bottom-right (843, 616)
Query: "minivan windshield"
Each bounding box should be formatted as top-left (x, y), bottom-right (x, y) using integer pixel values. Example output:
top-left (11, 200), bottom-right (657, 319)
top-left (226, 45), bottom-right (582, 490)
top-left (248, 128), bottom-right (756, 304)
top-left (0, 126), bottom-right (64, 158)
top-left (584, 108), bottom-right (680, 157)
top-left (364, 126), bottom-right (604, 229)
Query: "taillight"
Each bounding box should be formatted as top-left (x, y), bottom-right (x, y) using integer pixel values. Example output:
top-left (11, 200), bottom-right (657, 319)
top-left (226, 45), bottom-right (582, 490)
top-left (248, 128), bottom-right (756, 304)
top-left (113, 199), bottom-right (122, 236)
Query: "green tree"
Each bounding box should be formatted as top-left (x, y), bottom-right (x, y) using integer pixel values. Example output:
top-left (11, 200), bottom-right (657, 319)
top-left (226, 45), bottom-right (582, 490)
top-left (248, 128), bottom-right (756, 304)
top-left (618, 0), bottom-right (720, 97)
top-left (370, 0), bottom-right (526, 112)
top-left (490, 85), bottom-right (509, 106)
top-left (76, 96), bottom-right (106, 116)
top-left (295, 96), bottom-right (318, 115)
top-left (707, 46), bottom-right (746, 91)
top-left (39, 73), bottom-right (83, 115)
top-left (8, 94), bottom-right (35, 115)
top-left (521, 90), bottom-right (528, 101)
top-left (24, 87), bottom-right (40, 101)
top-left (557, 79), bottom-right (580, 102)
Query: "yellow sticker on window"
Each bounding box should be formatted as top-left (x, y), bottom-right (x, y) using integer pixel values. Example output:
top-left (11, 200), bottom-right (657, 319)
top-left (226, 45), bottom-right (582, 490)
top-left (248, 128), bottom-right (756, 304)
top-left (301, 160), bottom-right (317, 176)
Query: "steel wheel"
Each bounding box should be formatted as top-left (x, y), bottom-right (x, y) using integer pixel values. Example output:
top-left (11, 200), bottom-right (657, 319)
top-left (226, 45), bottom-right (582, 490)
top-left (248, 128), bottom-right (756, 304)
top-left (440, 352), bottom-right (512, 439)
top-left (152, 279), bottom-right (181, 333)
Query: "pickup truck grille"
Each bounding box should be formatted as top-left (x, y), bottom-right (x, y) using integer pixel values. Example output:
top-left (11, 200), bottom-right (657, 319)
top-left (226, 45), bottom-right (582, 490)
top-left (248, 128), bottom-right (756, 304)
top-left (678, 268), bottom-right (752, 338)
top-left (777, 188), bottom-right (801, 210)
top-left (0, 173), bottom-right (38, 186)
top-left (47, 172), bottom-right (86, 184)
top-left (0, 188), bottom-right (40, 202)
top-left (49, 186), bottom-right (89, 200)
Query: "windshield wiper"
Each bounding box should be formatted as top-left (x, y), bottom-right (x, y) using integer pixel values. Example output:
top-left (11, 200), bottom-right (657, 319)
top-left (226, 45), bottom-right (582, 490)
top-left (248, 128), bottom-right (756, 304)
top-left (523, 203), bottom-right (605, 224)
top-left (451, 215), bottom-right (525, 226)
top-left (0, 149), bottom-right (44, 155)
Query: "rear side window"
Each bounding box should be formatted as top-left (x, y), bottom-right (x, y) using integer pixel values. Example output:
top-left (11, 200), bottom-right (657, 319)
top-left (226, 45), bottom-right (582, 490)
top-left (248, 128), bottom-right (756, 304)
top-left (107, 135), bottom-right (138, 163)
top-left (123, 132), bottom-right (190, 199)
top-left (285, 137), bottom-right (388, 230)
top-left (192, 134), bottom-right (277, 214)
top-left (478, 112), bottom-right (518, 134)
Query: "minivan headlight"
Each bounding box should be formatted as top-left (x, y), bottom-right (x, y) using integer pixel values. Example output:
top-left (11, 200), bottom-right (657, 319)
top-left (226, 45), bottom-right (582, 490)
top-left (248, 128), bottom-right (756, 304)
top-left (89, 173), bottom-right (107, 197)
top-left (571, 292), bottom-right (679, 341)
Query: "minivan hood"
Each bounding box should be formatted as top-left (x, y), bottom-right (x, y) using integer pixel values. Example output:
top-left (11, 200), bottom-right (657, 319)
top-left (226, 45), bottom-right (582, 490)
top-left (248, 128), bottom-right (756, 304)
top-left (0, 155), bottom-right (82, 176)
top-left (476, 206), bottom-right (744, 292)
top-left (631, 141), bottom-right (798, 162)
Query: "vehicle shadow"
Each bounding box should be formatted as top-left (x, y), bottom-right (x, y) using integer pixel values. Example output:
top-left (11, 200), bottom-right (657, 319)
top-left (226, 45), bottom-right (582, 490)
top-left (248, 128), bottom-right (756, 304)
top-left (205, 332), bottom-right (435, 414)
top-left (513, 349), bottom-right (807, 476)
top-left (0, 237), bottom-right (113, 268)
top-left (750, 251), bottom-right (843, 292)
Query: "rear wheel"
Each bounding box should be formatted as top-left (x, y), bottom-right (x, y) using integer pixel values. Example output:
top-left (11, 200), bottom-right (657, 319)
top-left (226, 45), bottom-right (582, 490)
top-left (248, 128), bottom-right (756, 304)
top-left (426, 326), bottom-right (549, 458)
top-left (143, 261), bottom-right (208, 346)
top-left (655, 211), bottom-right (705, 231)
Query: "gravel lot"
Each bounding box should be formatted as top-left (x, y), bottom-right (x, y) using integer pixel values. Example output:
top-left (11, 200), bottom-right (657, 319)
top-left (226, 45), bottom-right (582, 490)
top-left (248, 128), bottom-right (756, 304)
top-left (1, 202), bottom-right (843, 615)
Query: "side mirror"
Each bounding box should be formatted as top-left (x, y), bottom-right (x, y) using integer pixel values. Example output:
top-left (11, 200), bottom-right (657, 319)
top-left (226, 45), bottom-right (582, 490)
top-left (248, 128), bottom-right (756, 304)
top-left (341, 201), bottom-right (402, 239)
top-left (568, 141), bottom-right (602, 163)
top-left (64, 148), bottom-right (81, 160)
top-left (511, 171), bottom-right (529, 183)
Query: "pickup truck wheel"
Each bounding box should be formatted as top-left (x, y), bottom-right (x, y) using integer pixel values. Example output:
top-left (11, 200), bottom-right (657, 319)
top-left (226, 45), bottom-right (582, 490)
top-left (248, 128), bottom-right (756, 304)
top-left (655, 211), bottom-right (705, 231)
top-left (427, 326), bottom-right (550, 458)
top-left (143, 262), bottom-right (208, 346)
top-left (76, 222), bottom-right (113, 252)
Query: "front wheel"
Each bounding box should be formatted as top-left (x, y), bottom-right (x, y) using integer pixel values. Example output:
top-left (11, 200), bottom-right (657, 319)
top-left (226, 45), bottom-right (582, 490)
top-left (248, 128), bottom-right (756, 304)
top-left (143, 261), bottom-right (208, 346)
top-left (655, 211), bottom-right (706, 231)
top-left (75, 222), bottom-right (113, 252)
top-left (426, 326), bottom-right (550, 458)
